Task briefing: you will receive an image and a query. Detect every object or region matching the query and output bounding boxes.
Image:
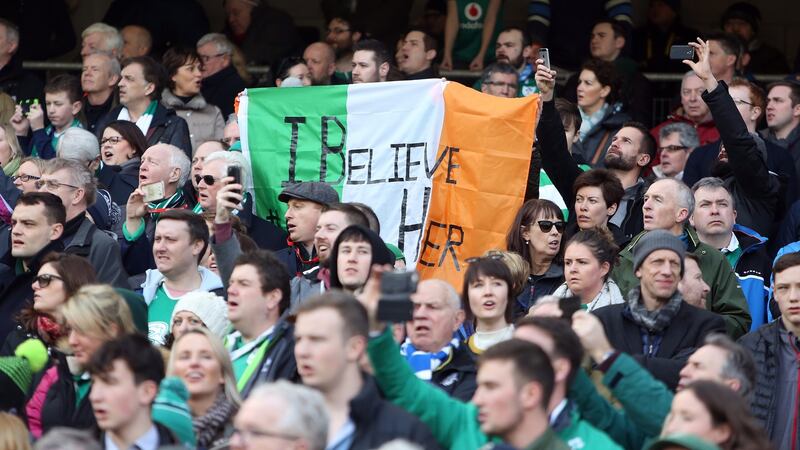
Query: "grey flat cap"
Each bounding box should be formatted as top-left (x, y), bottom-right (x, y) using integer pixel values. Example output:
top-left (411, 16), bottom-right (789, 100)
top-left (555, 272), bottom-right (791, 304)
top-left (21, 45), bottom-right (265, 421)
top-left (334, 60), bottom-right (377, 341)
top-left (278, 181), bottom-right (339, 205)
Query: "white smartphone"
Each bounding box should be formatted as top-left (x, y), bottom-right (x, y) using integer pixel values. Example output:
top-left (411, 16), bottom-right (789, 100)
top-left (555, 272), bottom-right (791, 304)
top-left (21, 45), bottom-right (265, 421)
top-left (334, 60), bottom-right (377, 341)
top-left (141, 181), bottom-right (165, 203)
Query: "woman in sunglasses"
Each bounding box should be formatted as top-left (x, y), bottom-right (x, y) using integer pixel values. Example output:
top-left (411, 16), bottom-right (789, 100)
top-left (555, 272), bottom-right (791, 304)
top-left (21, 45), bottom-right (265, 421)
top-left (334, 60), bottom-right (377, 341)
top-left (25, 285), bottom-right (137, 438)
top-left (507, 199), bottom-right (566, 318)
top-left (96, 120), bottom-right (147, 204)
top-left (0, 253), bottom-right (96, 356)
top-left (462, 256), bottom-right (516, 355)
top-left (553, 229), bottom-right (624, 311)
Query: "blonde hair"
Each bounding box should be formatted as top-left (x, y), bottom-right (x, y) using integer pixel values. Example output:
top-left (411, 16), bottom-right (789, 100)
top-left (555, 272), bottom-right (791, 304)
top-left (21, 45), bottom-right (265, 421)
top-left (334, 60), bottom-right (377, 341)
top-left (1, 122), bottom-right (21, 161)
top-left (168, 328), bottom-right (241, 408)
top-left (0, 92), bottom-right (15, 123)
top-left (0, 412), bottom-right (31, 450)
top-left (62, 285), bottom-right (135, 339)
top-left (484, 249), bottom-right (530, 298)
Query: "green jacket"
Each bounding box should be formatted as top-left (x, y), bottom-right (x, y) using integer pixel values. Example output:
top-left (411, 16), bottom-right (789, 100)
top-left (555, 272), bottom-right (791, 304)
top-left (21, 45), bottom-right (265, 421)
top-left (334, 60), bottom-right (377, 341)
top-left (610, 228), bottom-right (751, 338)
top-left (569, 353), bottom-right (673, 450)
top-left (367, 328), bottom-right (570, 450)
top-left (558, 405), bottom-right (624, 450)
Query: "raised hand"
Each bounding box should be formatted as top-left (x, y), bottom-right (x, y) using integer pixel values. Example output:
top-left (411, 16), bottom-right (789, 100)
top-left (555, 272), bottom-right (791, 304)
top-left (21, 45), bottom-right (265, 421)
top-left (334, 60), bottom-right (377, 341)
top-left (214, 175), bottom-right (243, 224)
top-left (534, 59), bottom-right (557, 102)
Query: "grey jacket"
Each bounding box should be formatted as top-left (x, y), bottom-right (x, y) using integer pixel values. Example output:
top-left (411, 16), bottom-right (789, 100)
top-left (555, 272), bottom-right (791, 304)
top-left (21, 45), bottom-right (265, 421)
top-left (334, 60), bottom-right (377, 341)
top-left (161, 89), bottom-right (225, 152)
top-left (64, 215), bottom-right (129, 288)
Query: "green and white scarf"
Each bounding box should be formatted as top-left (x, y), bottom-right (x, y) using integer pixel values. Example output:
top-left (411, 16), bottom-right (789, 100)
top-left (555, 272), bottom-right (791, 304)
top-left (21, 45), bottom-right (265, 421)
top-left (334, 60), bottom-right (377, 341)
top-left (118, 100), bottom-right (158, 136)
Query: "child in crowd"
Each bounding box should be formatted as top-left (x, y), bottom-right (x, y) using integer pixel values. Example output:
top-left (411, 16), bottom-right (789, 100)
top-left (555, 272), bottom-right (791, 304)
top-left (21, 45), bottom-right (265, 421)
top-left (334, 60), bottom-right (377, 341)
top-left (11, 74), bottom-right (84, 159)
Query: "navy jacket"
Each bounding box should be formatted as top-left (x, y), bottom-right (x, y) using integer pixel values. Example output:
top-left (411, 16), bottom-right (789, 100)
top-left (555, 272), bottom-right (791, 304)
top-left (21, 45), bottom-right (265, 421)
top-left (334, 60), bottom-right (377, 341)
top-left (95, 103), bottom-right (191, 158)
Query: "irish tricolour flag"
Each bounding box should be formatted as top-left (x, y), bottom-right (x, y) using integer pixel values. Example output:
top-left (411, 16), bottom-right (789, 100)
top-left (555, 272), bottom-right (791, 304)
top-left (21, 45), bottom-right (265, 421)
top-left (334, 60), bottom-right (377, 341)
top-left (239, 79), bottom-right (539, 287)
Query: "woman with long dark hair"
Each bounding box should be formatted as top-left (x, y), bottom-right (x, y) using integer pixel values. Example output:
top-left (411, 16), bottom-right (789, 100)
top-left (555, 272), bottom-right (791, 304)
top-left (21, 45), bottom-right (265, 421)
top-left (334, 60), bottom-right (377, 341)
top-left (506, 199), bottom-right (565, 318)
top-left (1, 253), bottom-right (97, 355)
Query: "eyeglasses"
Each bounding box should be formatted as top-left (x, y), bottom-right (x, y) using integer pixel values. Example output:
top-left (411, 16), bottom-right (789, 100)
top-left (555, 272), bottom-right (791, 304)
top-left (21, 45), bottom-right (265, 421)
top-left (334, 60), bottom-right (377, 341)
top-left (537, 220), bottom-right (566, 233)
top-left (195, 174), bottom-right (221, 186)
top-left (484, 81), bottom-right (518, 90)
top-left (659, 145), bottom-right (688, 153)
top-left (732, 98), bottom-right (754, 107)
top-left (100, 136), bottom-right (123, 145)
top-left (231, 428), bottom-right (299, 443)
top-left (12, 174), bottom-right (40, 183)
top-left (35, 179), bottom-right (80, 191)
top-left (465, 253), bottom-right (505, 264)
top-left (199, 53), bottom-right (226, 63)
top-left (34, 273), bottom-right (63, 288)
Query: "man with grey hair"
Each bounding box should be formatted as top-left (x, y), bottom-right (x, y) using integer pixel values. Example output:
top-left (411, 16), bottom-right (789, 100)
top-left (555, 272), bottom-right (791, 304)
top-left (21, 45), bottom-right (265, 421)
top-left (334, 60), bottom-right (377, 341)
top-left (120, 25), bottom-right (152, 59)
top-left (81, 52), bottom-right (120, 133)
top-left (231, 380), bottom-right (328, 450)
top-left (197, 33), bottom-right (245, 117)
top-left (611, 177), bottom-right (751, 338)
top-left (196, 150), bottom-right (286, 250)
top-left (0, 18), bottom-right (44, 103)
top-left (37, 158), bottom-right (128, 286)
top-left (35, 428), bottom-right (102, 450)
top-left (653, 122), bottom-right (699, 180)
top-left (80, 22), bottom-right (123, 58)
top-left (403, 279), bottom-right (476, 401)
top-left (651, 71), bottom-right (720, 148)
top-left (480, 62), bottom-right (519, 98)
top-left (122, 143), bottom-right (191, 277)
top-left (690, 177), bottom-right (771, 330)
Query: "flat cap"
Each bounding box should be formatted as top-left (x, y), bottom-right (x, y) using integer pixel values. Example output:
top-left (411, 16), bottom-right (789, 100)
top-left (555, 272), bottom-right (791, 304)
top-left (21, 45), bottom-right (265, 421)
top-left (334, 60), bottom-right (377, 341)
top-left (278, 181), bottom-right (339, 206)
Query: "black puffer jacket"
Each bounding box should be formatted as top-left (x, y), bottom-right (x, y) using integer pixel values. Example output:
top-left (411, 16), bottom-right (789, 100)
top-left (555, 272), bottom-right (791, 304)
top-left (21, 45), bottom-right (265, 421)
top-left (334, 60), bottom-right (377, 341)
top-left (349, 374), bottom-right (442, 450)
top-left (514, 263), bottom-right (564, 319)
top-left (738, 320), bottom-right (781, 436)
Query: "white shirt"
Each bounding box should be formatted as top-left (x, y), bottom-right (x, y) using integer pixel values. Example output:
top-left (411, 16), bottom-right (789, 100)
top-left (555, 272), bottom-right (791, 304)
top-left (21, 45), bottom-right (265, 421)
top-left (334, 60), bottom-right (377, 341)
top-left (103, 424), bottom-right (159, 450)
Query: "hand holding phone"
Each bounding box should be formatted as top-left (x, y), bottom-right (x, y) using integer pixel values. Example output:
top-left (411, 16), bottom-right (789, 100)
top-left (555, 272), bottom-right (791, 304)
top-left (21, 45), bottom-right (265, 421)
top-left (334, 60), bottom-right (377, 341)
top-left (227, 165), bottom-right (242, 194)
top-left (377, 271), bottom-right (419, 322)
top-left (141, 181), bottom-right (165, 203)
top-left (538, 48), bottom-right (550, 69)
top-left (669, 45), bottom-right (694, 60)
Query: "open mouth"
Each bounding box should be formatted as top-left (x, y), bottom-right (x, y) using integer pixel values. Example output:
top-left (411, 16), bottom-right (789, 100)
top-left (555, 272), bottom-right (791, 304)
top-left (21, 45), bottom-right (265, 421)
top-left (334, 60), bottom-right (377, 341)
top-left (482, 300), bottom-right (496, 309)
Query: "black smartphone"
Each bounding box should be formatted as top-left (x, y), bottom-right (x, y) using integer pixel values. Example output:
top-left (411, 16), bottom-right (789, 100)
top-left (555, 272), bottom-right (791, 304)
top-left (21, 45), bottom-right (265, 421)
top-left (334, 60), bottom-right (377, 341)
top-left (559, 296), bottom-right (582, 320)
top-left (669, 45), bottom-right (694, 60)
top-left (377, 271), bottom-right (419, 322)
top-left (227, 165), bottom-right (241, 194)
top-left (538, 48), bottom-right (551, 69)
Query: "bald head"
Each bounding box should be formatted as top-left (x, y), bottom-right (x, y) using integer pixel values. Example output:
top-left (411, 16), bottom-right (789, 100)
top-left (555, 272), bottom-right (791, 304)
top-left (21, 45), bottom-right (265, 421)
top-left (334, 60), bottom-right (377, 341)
top-left (303, 42), bottom-right (336, 86)
top-left (121, 25), bottom-right (152, 59)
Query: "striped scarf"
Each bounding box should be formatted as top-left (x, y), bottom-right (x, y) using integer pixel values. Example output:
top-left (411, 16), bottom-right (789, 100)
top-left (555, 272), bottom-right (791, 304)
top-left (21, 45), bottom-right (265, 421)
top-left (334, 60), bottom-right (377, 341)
top-left (400, 337), bottom-right (459, 380)
top-left (118, 100), bottom-right (158, 136)
top-left (148, 190), bottom-right (187, 221)
top-left (193, 391), bottom-right (237, 449)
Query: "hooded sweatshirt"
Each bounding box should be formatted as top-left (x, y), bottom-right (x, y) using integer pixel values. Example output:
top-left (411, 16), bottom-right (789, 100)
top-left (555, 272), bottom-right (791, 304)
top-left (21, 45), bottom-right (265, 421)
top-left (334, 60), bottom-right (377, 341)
top-left (329, 225), bottom-right (395, 290)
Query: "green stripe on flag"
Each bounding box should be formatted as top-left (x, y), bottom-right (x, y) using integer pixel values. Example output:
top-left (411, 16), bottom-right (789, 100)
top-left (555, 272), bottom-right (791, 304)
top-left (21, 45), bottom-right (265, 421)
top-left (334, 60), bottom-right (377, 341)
top-left (245, 85), bottom-right (348, 228)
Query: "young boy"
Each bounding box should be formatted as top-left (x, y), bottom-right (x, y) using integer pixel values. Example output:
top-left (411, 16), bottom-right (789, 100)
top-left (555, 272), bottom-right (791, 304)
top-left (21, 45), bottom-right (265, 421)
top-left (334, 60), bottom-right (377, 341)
top-left (13, 74), bottom-right (83, 159)
top-left (87, 333), bottom-right (179, 450)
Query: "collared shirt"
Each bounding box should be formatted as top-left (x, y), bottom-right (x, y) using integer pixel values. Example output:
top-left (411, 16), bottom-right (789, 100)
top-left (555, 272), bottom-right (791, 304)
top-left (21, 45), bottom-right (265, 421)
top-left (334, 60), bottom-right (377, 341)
top-left (226, 326), bottom-right (274, 380)
top-left (326, 418), bottom-right (356, 450)
top-left (720, 232), bottom-right (743, 269)
top-left (104, 424), bottom-right (159, 450)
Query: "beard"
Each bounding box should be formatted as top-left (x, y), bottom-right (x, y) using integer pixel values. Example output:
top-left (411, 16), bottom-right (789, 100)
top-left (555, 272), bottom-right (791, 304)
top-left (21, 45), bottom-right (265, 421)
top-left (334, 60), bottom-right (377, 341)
top-left (710, 160), bottom-right (733, 179)
top-left (604, 152), bottom-right (637, 171)
top-left (498, 53), bottom-right (524, 70)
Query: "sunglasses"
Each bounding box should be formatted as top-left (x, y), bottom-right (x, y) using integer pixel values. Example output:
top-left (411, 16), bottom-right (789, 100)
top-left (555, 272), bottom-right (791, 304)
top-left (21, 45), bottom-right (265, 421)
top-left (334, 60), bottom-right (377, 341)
top-left (34, 273), bottom-right (63, 288)
top-left (195, 175), bottom-right (221, 186)
top-left (465, 253), bottom-right (505, 264)
top-left (536, 220), bottom-right (566, 233)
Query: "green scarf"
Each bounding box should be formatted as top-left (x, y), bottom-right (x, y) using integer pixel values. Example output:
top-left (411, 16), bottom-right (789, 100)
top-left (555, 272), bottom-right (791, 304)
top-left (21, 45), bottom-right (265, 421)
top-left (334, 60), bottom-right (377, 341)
top-left (3, 156), bottom-right (20, 177)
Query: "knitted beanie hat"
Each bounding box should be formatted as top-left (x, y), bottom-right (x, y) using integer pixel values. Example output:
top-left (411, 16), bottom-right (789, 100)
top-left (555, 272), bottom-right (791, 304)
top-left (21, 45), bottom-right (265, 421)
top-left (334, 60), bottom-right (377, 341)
top-left (0, 339), bottom-right (49, 410)
top-left (633, 230), bottom-right (686, 276)
top-left (170, 291), bottom-right (230, 339)
top-left (152, 376), bottom-right (196, 447)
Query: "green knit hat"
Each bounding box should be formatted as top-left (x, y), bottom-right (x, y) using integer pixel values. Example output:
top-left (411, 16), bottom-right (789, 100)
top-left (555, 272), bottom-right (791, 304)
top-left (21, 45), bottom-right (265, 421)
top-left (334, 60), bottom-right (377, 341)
top-left (385, 243), bottom-right (406, 263)
top-left (114, 288), bottom-right (148, 333)
top-left (648, 434), bottom-right (722, 450)
top-left (0, 339), bottom-right (49, 409)
top-left (152, 377), bottom-right (196, 447)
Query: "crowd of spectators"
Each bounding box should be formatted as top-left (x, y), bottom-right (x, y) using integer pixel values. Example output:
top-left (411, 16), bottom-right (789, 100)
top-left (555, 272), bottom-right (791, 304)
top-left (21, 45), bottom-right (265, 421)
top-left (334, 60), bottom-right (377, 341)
top-left (1, 1), bottom-right (800, 450)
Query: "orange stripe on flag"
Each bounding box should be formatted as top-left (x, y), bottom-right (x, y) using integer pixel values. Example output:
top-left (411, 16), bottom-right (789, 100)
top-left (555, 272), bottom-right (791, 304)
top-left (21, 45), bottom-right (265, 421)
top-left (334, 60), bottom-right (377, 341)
top-left (416, 82), bottom-right (539, 291)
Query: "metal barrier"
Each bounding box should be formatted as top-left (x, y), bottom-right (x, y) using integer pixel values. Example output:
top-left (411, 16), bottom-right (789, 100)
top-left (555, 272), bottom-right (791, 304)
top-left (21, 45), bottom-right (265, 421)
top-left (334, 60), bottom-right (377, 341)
top-left (21, 61), bottom-right (789, 83)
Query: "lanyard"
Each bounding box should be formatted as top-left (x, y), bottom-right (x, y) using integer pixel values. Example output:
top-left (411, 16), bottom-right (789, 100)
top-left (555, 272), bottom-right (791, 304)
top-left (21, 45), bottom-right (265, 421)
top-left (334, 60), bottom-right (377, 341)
top-left (235, 337), bottom-right (272, 392)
